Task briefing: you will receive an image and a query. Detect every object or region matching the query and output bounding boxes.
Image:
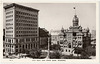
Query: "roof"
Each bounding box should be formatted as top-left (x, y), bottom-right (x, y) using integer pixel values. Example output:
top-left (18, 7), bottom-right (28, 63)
top-left (4, 3), bottom-right (39, 12)
top-left (39, 28), bottom-right (49, 37)
top-left (50, 30), bottom-right (61, 35)
top-left (82, 29), bottom-right (88, 32)
top-left (51, 33), bottom-right (59, 35)
top-left (58, 32), bottom-right (64, 36)
top-left (76, 32), bottom-right (84, 36)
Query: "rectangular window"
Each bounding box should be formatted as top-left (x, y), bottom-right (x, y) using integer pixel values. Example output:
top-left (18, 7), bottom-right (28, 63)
top-left (6, 23), bottom-right (13, 26)
top-left (16, 49), bottom-right (18, 52)
top-left (6, 35), bottom-right (13, 37)
top-left (66, 49), bottom-right (67, 52)
top-left (6, 15), bottom-right (13, 18)
top-left (16, 45), bottom-right (18, 48)
top-left (12, 46), bottom-right (13, 48)
top-left (26, 38), bottom-right (30, 42)
top-left (31, 44), bottom-right (32, 48)
top-left (26, 44), bottom-right (27, 49)
top-left (8, 39), bottom-right (11, 43)
top-left (16, 39), bottom-right (18, 43)
top-left (6, 31), bottom-right (13, 33)
top-left (23, 45), bottom-right (24, 49)
top-left (73, 32), bottom-right (76, 36)
top-left (69, 50), bottom-right (70, 52)
top-left (6, 11), bottom-right (13, 14)
top-left (6, 27), bottom-right (13, 29)
top-left (6, 39), bottom-right (7, 42)
top-left (6, 19), bottom-right (13, 22)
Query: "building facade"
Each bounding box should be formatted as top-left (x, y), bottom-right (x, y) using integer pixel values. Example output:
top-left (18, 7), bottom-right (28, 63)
top-left (39, 27), bottom-right (50, 49)
top-left (4, 3), bottom-right (39, 54)
top-left (60, 15), bottom-right (91, 55)
top-left (51, 30), bottom-right (61, 45)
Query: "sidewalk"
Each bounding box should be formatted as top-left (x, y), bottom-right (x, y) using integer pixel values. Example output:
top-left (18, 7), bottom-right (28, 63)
top-left (89, 56), bottom-right (96, 59)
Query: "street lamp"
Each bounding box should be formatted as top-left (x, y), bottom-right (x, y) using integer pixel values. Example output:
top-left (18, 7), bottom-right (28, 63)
top-left (45, 32), bottom-right (51, 59)
top-left (45, 37), bottom-right (50, 59)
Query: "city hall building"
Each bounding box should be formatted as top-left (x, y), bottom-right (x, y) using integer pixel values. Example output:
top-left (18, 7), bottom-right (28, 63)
top-left (4, 3), bottom-right (39, 54)
top-left (51, 13), bottom-right (91, 55)
top-left (59, 14), bottom-right (91, 55)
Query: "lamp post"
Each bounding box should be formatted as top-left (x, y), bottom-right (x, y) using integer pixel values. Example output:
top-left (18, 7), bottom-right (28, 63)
top-left (45, 37), bottom-right (50, 59)
top-left (45, 32), bottom-right (51, 59)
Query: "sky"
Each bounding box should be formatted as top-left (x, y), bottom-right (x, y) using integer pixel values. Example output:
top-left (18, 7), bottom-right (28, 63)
top-left (3, 3), bottom-right (96, 31)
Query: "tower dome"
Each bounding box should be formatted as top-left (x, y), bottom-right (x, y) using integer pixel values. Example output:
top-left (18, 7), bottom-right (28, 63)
top-left (73, 15), bottom-right (79, 27)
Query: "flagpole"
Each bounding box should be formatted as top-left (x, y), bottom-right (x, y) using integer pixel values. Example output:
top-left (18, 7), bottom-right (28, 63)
top-left (73, 7), bottom-right (76, 15)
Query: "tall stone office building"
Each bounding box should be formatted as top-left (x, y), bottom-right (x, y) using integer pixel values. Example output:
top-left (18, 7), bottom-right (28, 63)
top-left (4, 3), bottom-right (39, 54)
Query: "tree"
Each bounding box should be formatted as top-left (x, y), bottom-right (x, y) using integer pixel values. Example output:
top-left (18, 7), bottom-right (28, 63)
top-left (24, 49), bottom-right (29, 54)
top-left (21, 49), bottom-right (26, 54)
top-left (50, 51), bottom-right (61, 59)
top-left (74, 47), bottom-right (84, 56)
top-left (80, 51), bottom-right (90, 59)
top-left (85, 46), bottom-right (96, 56)
top-left (50, 44), bottom-right (61, 50)
top-left (29, 49), bottom-right (41, 58)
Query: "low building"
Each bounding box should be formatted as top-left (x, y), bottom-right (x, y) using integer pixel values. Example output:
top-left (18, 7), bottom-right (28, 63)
top-left (51, 30), bottom-right (61, 45)
top-left (39, 27), bottom-right (50, 49)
